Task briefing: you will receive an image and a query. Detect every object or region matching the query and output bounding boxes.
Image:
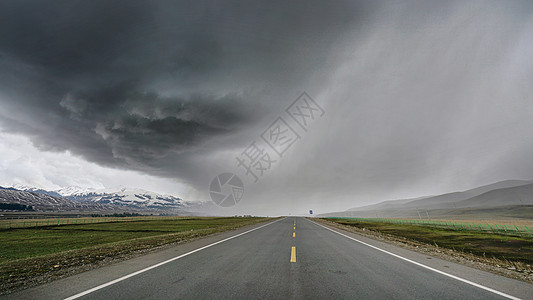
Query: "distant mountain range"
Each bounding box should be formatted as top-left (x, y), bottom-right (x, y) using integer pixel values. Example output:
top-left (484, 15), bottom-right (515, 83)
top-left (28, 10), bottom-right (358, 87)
top-left (319, 180), bottom-right (533, 219)
top-left (1, 185), bottom-right (211, 213)
top-left (0, 187), bottom-right (115, 212)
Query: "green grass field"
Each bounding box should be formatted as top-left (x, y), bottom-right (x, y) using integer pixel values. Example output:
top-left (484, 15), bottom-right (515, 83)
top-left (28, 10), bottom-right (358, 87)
top-left (326, 218), bottom-right (533, 265)
top-left (0, 217), bottom-right (271, 293)
top-left (0, 217), bottom-right (266, 263)
top-left (329, 217), bottom-right (533, 236)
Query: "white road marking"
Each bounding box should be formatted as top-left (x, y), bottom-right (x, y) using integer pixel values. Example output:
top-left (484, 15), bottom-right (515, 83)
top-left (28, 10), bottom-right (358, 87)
top-left (308, 219), bottom-right (521, 300)
top-left (64, 218), bottom-right (284, 300)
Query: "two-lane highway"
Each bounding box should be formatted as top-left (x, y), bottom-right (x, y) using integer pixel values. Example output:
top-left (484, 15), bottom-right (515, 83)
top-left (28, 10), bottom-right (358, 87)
top-left (7, 217), bottom-right (533, 299)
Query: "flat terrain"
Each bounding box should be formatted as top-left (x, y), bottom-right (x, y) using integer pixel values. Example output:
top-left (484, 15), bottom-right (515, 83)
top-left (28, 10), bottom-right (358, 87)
top-left (0, 217), bottom-right (270, 293)
top-left (426, 219), bottom-right (533, 227)
top-left (326, 218), bottom-right (533, 265)
top-left (6, 217), bottom-right (533, 299)
top-left (329, 205), bottom-right (533, 220)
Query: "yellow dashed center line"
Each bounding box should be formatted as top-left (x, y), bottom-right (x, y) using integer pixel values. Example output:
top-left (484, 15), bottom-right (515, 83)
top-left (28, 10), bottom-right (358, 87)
top-left (291, 220), bottom-right (297, 262)
top-left (290, 246), bottom-right (296, 262)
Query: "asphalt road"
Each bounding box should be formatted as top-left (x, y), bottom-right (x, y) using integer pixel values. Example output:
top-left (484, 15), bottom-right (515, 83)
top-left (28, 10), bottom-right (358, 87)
top-left (6, 217), bottom-right (533, 299)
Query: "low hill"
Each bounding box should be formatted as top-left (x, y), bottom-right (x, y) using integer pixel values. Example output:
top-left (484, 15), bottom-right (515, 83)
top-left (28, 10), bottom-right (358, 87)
top-left (322, 180), bottom-right (533, 219)
top-left (455, 183), bottom-right (533, 208)
top-left (347, 180), bottom-right (532, 212)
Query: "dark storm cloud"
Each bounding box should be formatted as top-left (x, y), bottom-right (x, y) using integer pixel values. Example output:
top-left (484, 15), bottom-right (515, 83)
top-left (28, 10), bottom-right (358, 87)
top-left (0, 1), bottom-right (152, 77)
top-left (4, 0), bottom-right (532, 215)
top-left (0, 0), bottom-right (369, 189)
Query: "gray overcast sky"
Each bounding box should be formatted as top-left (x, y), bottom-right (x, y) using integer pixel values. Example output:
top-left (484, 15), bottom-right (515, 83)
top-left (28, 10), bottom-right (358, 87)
top-left (1, 0), bottom-right (532, 215)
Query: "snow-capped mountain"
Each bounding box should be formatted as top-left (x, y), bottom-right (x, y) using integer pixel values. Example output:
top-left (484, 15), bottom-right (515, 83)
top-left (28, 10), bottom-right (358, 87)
top-left (12, 184), bottom-right (64, 198)
top-left (12, 185), bottom-right (96, 197)
top-left (0, 187), bottom-right (116, 211)
top-left (12, 185), bottom-right (190, 211)
top-left (6, 185), bottom-right (217, 213)
top-left (62, 187), bottom-right (187, 210)
top-left (54, 186), bottom-right (96, 197)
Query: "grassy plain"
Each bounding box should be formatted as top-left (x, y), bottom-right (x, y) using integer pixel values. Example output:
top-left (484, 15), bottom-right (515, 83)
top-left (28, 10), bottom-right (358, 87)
top-left (325, 218), bottom-right (533, 265)
top-left (0, 217), bottom-right (271, 293)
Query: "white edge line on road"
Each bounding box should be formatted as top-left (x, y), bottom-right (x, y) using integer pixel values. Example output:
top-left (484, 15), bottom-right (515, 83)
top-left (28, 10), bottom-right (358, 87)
top-left (308, 219), bottom-right (521, 300)
top-left (63, 218), bottom-right (285, 300)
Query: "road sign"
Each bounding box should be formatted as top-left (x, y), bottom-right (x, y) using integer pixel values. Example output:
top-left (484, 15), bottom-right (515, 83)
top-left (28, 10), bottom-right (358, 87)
top-left (309, 210), bottom-right (313, 214)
